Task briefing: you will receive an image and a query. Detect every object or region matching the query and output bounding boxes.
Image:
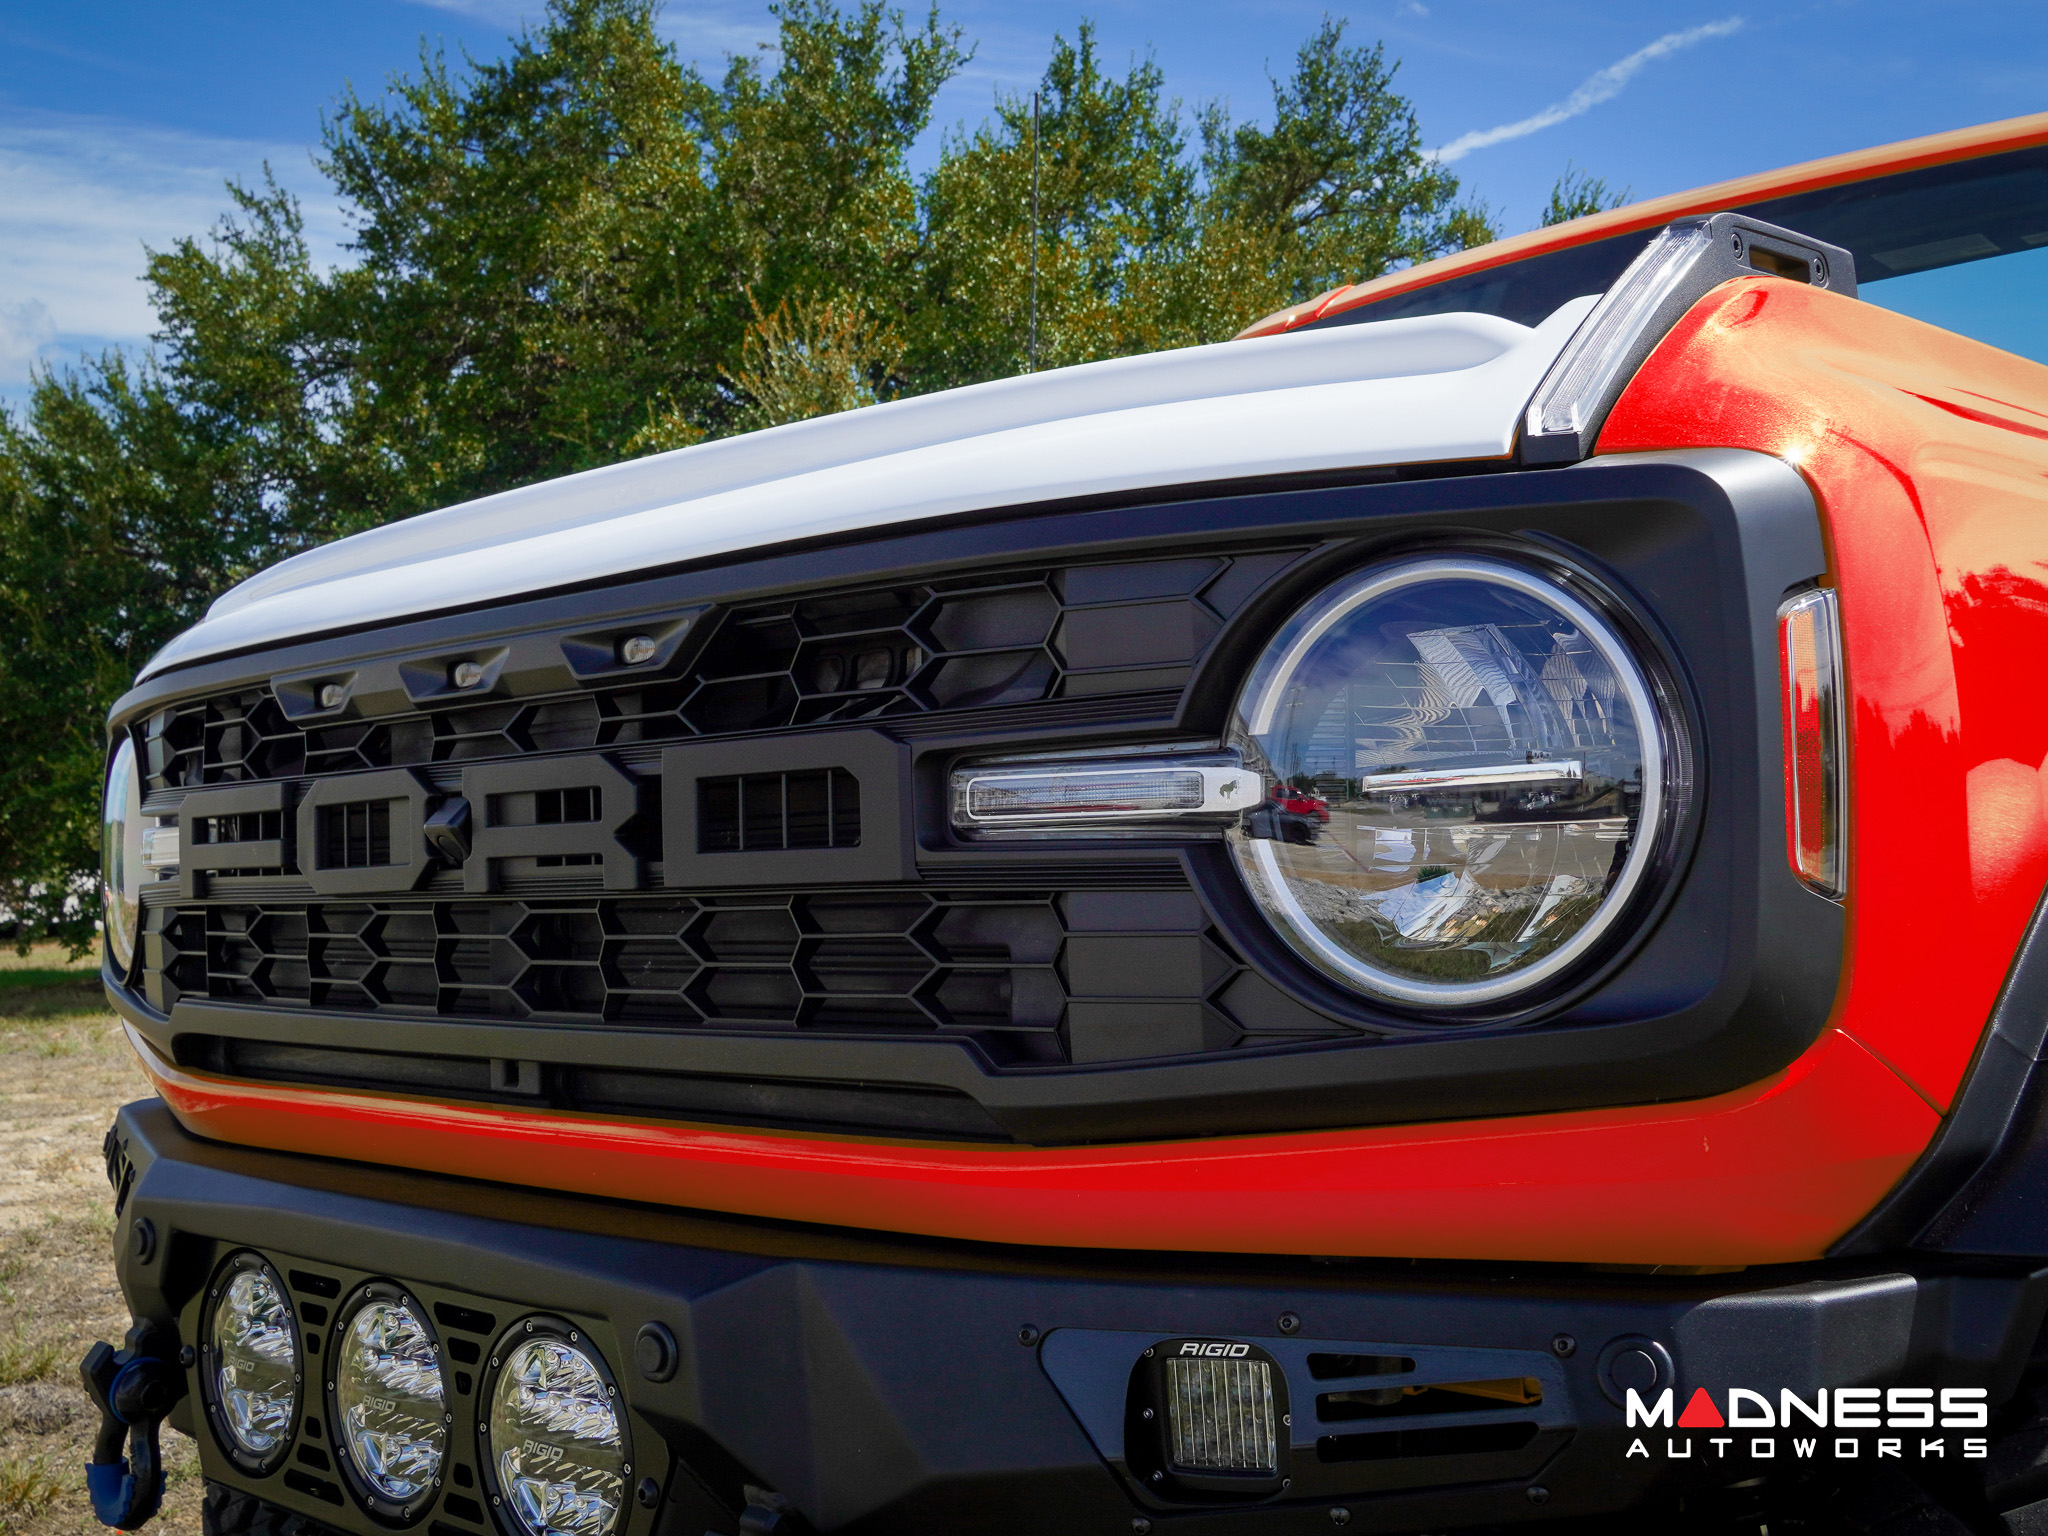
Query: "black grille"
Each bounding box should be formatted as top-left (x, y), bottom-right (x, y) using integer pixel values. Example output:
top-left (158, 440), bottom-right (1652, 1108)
top-left (698, 770), bottom-right (859, 853)
top-left (124, 542), bottom-right (1376, 1133)
top-left (140, 887), bottom-right (1356, 1069)
top-left (320, 801), bottom-right (394, 868)
top-left (140, 550), bottom-right (1307, 794)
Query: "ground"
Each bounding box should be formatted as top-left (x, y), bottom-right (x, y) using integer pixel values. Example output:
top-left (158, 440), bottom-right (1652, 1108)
top-left (0, 947), bottom-right (201, 1536)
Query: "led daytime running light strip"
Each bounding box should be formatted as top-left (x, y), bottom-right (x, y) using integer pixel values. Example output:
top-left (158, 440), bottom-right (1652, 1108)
top-left (952, 759), bottom-right (1259, 828)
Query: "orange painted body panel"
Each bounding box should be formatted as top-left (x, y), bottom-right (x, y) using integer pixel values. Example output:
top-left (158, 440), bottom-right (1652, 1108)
top-left (1604, 278), bottom-right (2048, 1109)
top-left (1239, 111), bottom-right (2048, 339)
top-left (131, 1021), bottom-right (1936, 1267)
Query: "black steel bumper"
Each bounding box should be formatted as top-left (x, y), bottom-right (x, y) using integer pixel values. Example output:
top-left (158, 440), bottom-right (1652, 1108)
top-left (107, 1098), bottom-right (2048, 1534)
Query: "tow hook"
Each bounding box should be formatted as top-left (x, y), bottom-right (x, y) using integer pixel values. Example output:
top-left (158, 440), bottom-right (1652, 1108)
top-left (79, 1322), bottom-right (187, 1530)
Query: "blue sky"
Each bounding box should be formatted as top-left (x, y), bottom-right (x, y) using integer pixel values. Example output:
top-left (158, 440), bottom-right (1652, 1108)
top-left (1, 0), bottom-right (2043, 398)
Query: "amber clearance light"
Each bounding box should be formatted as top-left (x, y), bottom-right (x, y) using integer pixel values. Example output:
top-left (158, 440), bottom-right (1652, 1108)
top-left (1778, 587), bottom-right (1846, 899)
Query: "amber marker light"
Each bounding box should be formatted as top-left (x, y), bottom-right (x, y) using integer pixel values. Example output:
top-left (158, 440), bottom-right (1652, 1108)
top-left (1778, 588), bottom-right (1846, 899)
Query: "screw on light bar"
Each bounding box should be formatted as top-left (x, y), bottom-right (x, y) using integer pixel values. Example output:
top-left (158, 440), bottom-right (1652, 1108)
top-left (950, 756), bottom-right (1257, 838)
top-left (1521, 211), bottom-right (1856, 466)
top-left (1779, 587), bottom-right (1846, 899)
top-left (1362, 760), bottom-right (1582, 793)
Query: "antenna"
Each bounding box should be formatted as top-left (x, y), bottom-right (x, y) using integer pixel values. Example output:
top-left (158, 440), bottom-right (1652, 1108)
top-left (1029, 90), bottom-right (1040, 373)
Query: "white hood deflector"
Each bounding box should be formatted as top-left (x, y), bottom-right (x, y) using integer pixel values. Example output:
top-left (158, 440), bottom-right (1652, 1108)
top-left (143, 296), bottom-right (1599, 680)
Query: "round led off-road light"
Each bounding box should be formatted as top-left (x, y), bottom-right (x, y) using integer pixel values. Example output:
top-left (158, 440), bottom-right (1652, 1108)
top-left (202, 1252), bottom-right (300, 1473)
top-left (482, 1318), bottom-right (628, 1536)
top-left (328, 1283), bottom-right (450, 1523)
top-left (1228, 554), bottom-right (1677, 1009)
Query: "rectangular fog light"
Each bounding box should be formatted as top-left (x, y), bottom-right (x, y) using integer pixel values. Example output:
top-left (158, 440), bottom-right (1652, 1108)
top-left (1165, 1355), bottom-right (1278, 1474)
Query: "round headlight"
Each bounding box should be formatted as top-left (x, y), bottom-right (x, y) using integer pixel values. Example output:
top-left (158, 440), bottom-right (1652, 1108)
top-left (203, 1253), bottom-right (300, 1472)
top-left (329, 1285), bottom-right (449, 1522)
top-left (1229, 555), bottom-right (1675, 1008)
top-left (483, 1319), bottom-right (627, 1536)
top-left (102, 736), bottom-right (143, 974)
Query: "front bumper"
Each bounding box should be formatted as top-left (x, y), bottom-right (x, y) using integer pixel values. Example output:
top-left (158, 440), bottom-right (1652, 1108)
top-left (108, 1099), bottom-right (2048, 1534)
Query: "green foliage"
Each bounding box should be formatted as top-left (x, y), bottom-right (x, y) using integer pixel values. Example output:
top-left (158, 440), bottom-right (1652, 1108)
top-left (0, 0), bottom-right (1537, 949)
top-left (1541, 161), bottom-right (1631, 227)
top-left (1200, 20), bottom-right (1494, 300)
top-left (726, 293), bottom-right (906, 430)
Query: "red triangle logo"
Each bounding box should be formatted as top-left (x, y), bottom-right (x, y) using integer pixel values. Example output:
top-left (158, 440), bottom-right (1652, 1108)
top-left (1677, 1388), bottom-right (1725, 1428)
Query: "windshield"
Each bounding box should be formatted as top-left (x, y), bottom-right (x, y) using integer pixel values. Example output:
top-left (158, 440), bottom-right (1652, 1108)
top-left (1310, 143), bottom-right (2048, 367)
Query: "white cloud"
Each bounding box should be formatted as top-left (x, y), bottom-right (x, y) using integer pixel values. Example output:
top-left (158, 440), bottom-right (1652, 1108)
top-left (0, 110), bottom-right (344, 399)
top-left (1399, 2), bottom-right (1430, 17)
top-left (1430, 18), bottom-right (1744, 163)
top-left (400, 0), bottom-right (535, 20)
top-left (0, 300), bottom-right (56, 389)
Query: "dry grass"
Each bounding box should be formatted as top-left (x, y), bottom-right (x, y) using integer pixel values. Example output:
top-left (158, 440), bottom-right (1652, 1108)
top-left (0, 947), bottom-right (200, 1536)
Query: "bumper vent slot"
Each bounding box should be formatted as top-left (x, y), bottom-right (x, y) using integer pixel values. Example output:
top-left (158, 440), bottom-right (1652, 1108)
top-left (1316, 1419), bottom-right (1540, 1463)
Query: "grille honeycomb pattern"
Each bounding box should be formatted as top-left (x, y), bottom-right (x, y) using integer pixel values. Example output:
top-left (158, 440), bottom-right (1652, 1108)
top-left (138, 887), bottom-right (1342, 1067)
top-left (141, 550), bottom-right (1305, 794)
top-left (149, 893), bottom-right (1076, 1064)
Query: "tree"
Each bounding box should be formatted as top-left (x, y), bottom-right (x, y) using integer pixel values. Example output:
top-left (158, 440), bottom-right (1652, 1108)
top-left (1200, 21), bottom-right (1496, 304)
top-left (1541, 162), bottom-right (1630, 226)
top-left (910, 23), bottom-right (1202, 382)
top-left (0, 0), bottom-right (1518, 951)
top-left (725, 292), bottom-right (905, 430)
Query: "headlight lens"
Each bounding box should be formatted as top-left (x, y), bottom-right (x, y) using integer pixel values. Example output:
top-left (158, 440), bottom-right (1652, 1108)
top-left (1229, 555), bottom-right (1672, 1007)
top-left (485, 1322), bottom-right (627, 1536)
top-left (205, 1254), bottom-right (300, 1470)
top-left (331, 1287), bottom-right (448, 1519)
top-left (101, 736), bottom-right (143, 973)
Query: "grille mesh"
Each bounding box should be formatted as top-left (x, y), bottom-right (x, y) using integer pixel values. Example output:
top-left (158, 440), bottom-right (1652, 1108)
top-left (127, 545), bottom-right (1375, 1092)
top-left (138, 884), bottom-right (1360, 1067)
top-left (142, 551), bottom-right (1306, 795)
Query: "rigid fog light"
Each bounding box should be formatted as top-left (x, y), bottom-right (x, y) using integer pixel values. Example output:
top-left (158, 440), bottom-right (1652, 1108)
top-left (1166, 1354), bottom-right (1278, 1473)
top-left (329, 1284), bottom-right (449, 1522)
top-left (1229, 555), bottom-right (1676, 1008)
top-left (202, 1252), bottom-right (300, 1473)
top-left (1134, 1338), bottom-right (1290, 1500)
top-left (483, 1318), bottom-right (628, 1536)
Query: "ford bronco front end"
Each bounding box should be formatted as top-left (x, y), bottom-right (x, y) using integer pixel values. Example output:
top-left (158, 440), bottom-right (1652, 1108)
top-left (88, 111), bottom-right (2048, 1534)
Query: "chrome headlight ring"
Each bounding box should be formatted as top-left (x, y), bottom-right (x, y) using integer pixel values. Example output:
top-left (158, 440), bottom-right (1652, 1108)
top-left (1227, 550), bottom-right (1689, 1012)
